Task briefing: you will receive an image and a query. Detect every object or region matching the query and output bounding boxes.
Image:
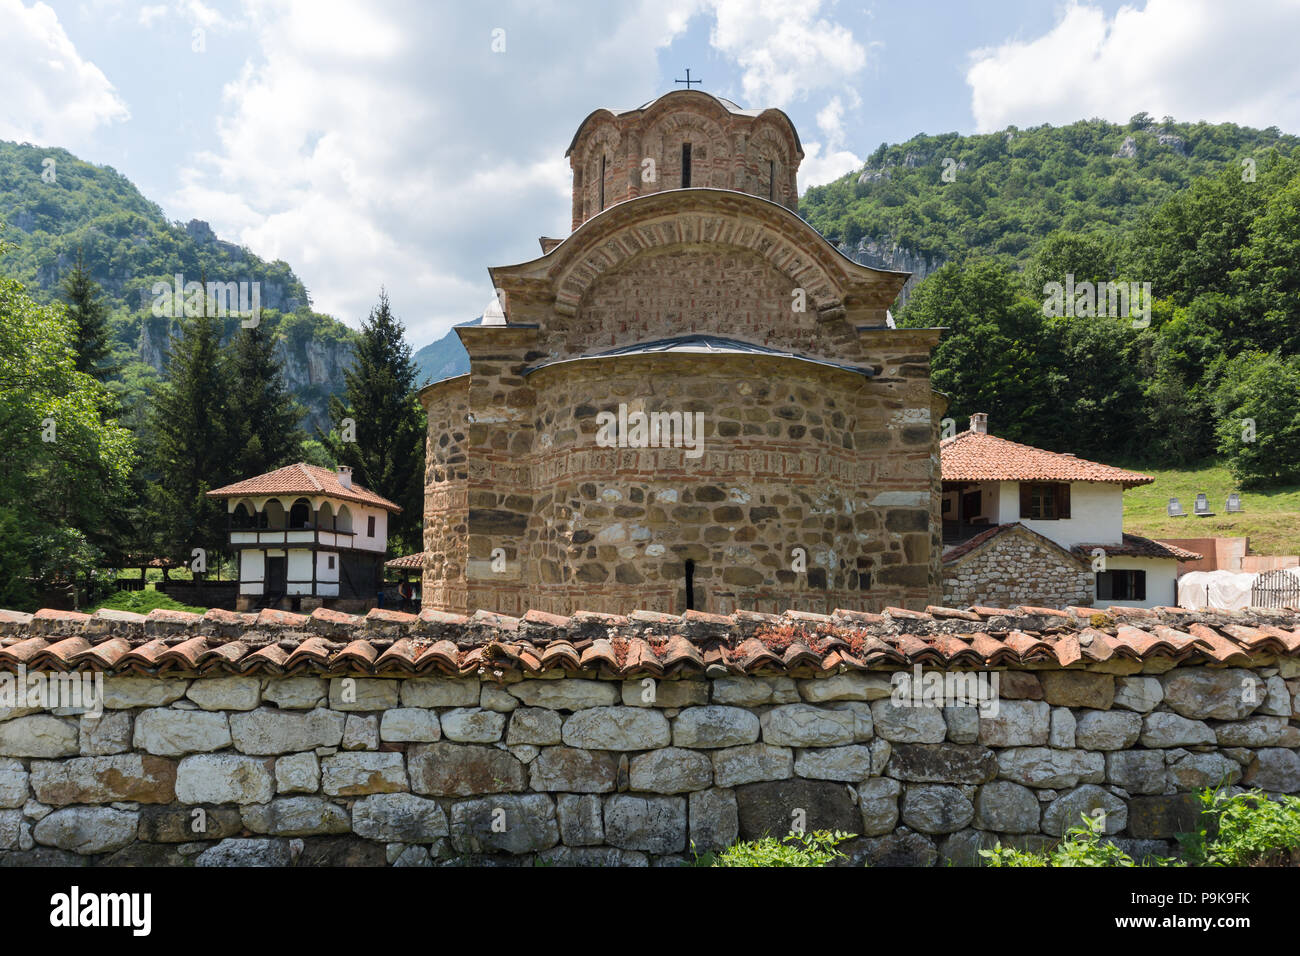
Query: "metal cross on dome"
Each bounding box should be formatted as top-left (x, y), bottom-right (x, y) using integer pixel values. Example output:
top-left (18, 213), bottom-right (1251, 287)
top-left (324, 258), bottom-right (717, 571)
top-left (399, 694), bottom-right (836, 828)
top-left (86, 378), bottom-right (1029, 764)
top-left (674, 68), bottom-right (702, 90)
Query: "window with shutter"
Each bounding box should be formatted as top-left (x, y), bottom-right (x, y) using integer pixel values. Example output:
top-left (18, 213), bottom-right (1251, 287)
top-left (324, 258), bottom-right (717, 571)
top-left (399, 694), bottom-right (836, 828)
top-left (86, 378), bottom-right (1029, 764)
top-left (1020, 482), bottom-right (1068, 520)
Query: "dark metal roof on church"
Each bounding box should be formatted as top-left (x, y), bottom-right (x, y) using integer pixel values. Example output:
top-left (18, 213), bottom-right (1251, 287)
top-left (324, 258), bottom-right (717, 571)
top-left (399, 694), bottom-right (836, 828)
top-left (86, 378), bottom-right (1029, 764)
top-left (519, 334), bottom-right (877, 377)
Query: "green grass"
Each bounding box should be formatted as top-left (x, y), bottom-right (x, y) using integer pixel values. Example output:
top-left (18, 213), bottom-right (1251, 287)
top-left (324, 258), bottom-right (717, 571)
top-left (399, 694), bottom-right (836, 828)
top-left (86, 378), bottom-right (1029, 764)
top-left (1121, 460), bottom-right (1300, 556)
top-left (89, 588), bottom-right (207, 615)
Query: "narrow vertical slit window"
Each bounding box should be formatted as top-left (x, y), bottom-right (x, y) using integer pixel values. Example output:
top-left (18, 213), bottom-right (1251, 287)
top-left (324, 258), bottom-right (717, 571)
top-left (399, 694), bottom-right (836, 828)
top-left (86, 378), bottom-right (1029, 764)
top-left (681, 143), bottom-right (692, 188)
top-left (768, 160), bottom-right (775, 200)
top-left (599, 154), bottom-right (606, 210)
top-left (684, 558), bottom-right (696, 611)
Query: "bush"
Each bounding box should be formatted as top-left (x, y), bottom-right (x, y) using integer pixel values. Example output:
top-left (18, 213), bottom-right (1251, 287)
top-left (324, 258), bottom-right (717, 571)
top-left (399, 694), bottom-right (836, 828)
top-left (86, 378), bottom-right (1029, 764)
top-left (981, 814), bottom-right (1181, 867)
top-left (692, 830), bottom-right (854, 867)
top-left (1179, 788), bottom-right (1300, 866)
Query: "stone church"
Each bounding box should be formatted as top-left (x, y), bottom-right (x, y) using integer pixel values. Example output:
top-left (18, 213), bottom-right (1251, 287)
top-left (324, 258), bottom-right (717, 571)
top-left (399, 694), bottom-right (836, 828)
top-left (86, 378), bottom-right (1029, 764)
top-left (419, 89), bottom-right (944, 617)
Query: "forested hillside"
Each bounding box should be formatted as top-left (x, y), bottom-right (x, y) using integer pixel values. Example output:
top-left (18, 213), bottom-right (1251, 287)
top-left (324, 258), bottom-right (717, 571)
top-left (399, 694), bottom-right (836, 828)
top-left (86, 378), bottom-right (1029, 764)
top-left (0, 141), bottom-right (355, 430)
top-left (801, 115), bottom-right (1300, 488)
top-left (801, 113), bottom-right (1300, 284)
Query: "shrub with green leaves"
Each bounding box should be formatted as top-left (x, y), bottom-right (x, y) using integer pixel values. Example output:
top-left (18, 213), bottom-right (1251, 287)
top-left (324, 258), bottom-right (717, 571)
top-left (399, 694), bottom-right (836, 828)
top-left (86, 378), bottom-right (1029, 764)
top-left (1179, 788), bottom-right (1300, 867)
top-left (981, 814), bottom-right (1181, 867)
top-left (693, 830), bottom-right (854, 867)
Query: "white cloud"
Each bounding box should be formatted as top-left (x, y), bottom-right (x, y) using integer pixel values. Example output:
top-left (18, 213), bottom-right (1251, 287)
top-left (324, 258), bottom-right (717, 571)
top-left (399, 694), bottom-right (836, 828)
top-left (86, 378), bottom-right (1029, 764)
top-left (136, 0), bottom-right (244, 31)
top-left (967, 0), bottom-right (1300, 133)
top-left (704, 3), bottom-right (870, 194)
top-left (708, 0), bottom-right (869, 107)
top-left (137, 4), bottom-right (167, 27)
top-left (0, 0), bottom-right (129, 147)
top-left (168, 0), bottom-right (877, 343)
top-left (170, 0), bottom-right (695, 343)
top-left (798, 141), bottom-right (862, 191)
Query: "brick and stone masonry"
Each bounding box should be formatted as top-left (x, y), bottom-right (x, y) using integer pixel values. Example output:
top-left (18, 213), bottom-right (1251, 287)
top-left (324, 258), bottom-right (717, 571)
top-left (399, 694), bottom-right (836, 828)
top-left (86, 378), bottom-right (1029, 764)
top-left (420, 91), bottom-right (948, 619)
top-left (0, 603), bottom-right (1296, 866)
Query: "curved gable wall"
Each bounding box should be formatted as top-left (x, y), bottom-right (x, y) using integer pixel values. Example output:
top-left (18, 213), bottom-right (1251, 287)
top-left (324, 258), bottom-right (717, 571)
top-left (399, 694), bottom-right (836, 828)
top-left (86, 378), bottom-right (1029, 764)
top-left (556, 244), bottom-right (866, 365)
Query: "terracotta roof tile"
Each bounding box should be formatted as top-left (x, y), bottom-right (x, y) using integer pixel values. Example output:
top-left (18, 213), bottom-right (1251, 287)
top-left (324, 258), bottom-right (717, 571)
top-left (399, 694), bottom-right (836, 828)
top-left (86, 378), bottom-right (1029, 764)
top-left (1072, 534), bottom-right (1203, 562)
top-left (941, 429), bottom-right (1154, 487)
top-left (1186, 624), bottom-right (1255, 665)
top-left (206, 462), bottom-right (401, 512)
top-left (941, 524), bottom-right (1013, 562)
top-left (32, 637), bottom-right (90, 669)
top-left (1, 603), bottom-right (1298, 676)
top-left (120, 639), bottom-right (169, 671)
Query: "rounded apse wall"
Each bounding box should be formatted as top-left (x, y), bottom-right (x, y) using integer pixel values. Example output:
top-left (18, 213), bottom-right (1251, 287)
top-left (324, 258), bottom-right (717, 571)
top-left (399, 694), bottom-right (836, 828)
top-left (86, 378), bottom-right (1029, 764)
top-left (514, 351), bottom-right (929, 616)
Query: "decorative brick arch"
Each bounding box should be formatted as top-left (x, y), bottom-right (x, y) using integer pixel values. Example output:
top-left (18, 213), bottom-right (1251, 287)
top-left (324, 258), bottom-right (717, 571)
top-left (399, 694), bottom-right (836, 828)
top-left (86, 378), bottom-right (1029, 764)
top-left (640, 109), bottom-right (731, 189)
top-left (747, 121), bottom-right (796, 203)
top-left (546, 190), bottom-right (847, 317)
top-left (579, 123), bottom-right (623, 219)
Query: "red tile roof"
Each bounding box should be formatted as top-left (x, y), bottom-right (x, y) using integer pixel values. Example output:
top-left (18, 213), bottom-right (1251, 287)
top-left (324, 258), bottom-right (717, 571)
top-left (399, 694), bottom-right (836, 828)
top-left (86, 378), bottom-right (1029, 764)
top-left (945, 527), bottom-right (1202, 564)
top-left (2, 603), bottom-right (1298, 676)
top-left (206, 463), bottom-right (401, 512)
top-left (941, 430), bottom-right (1154, 487)
top-left (942, 523), bottom-right (1049, 563)
top-left (1072, 534), bottom-right (1203, 562)
top-left (385, 552), bottom-right (426, 570)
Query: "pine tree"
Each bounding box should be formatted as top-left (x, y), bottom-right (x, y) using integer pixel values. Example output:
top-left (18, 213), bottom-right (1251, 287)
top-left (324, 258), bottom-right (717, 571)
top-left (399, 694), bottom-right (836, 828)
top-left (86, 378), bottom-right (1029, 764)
top-left (229, 323), bottom-right (305, 476)
top-left (144, 283), bottom-right (237, 565)
top-left (60, 251), bottom-right (114, 379)
top-left (321, 290), bottom-right (424, 552)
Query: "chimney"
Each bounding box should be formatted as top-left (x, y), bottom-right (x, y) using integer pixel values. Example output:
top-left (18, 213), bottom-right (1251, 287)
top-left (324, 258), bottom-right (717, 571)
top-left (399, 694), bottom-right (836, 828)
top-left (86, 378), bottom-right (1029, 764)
top-left (969, 412), bottom-right (988, 434)
top-left (336, 465), bottom-right (352, 490)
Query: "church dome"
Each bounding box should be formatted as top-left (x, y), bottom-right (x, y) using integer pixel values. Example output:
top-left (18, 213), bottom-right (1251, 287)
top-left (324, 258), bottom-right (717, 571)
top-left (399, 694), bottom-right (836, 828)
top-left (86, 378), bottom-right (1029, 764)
top-left (564, 88), bottom-right (804, 230)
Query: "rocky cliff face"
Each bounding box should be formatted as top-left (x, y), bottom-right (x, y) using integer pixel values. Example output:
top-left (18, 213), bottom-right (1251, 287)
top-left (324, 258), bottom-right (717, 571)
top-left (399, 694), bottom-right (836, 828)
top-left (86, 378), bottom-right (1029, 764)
top-left (835, 237), bottom-right (946, 311)
top-left (276, 336), bottom-right (355, 432)
top-left (135, 315), bottom-right (354, 433)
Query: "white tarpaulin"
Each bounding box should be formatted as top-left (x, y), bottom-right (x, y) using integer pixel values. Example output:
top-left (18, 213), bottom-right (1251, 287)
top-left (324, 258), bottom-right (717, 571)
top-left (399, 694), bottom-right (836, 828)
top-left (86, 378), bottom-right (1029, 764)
top-left (1177, 570), bottom-right (1260, 610)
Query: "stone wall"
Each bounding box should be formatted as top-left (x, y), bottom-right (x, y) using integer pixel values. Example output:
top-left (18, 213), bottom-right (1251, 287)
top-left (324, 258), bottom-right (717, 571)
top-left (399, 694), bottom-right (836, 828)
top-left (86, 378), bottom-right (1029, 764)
top-left (944, 526), bottom-right (1094, 610)
top-left (422, 336), bottom-right (940, 618)
top-left (2, 664), bottom-right (1296, 867)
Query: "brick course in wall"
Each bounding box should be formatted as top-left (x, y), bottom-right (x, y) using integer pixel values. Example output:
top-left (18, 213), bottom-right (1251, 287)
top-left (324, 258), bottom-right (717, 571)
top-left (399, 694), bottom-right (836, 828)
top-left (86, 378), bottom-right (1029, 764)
top-left (0, 603), bottom-right (1296, 866)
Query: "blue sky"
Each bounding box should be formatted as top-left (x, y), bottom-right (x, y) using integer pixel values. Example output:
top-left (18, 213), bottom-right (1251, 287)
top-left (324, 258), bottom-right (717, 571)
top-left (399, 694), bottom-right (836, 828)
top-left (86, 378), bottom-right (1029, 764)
top-left (5, 0), bottom-right (1300, 344)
